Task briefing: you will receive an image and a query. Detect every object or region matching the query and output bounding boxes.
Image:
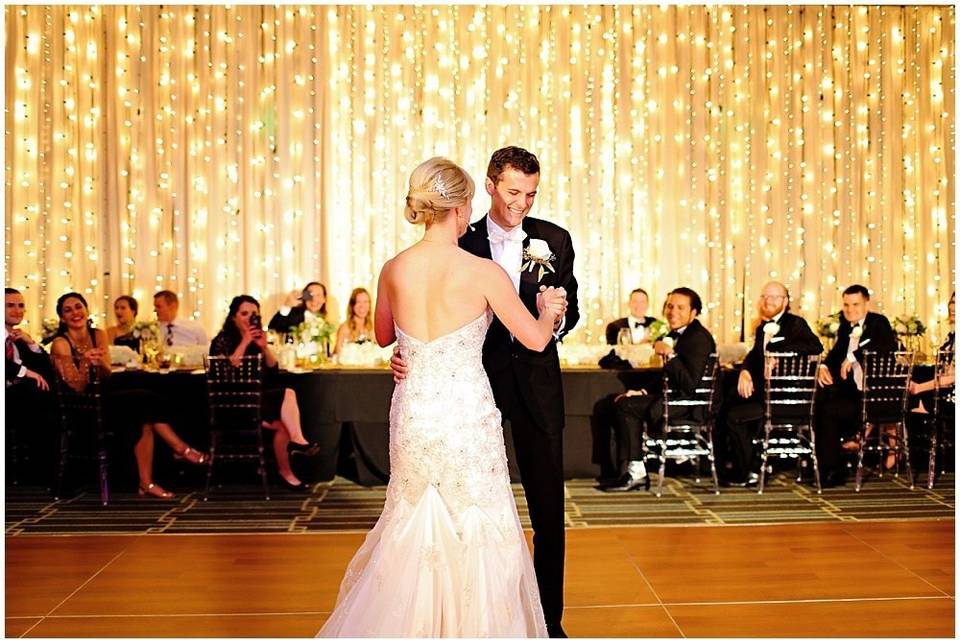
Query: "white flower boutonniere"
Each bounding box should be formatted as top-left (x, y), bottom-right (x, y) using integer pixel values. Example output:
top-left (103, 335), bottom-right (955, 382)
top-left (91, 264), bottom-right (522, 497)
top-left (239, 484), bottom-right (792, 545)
top-left (522, 239), bottom-right (556, 282)
top-left (850, 325), bottom-right (863, 339)
top-left (762, 322), bottom-right (780, 338)
top-left (662, 336), bottom-right (676, 349)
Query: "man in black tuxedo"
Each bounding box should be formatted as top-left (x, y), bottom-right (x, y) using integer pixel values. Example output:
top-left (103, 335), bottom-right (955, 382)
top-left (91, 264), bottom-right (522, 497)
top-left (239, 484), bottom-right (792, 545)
top-left (604, 287), bottom-right (716, 492)
top-left (268, 282), bottom-right (329, 334)
top-left (6, 287), bottom-right (56, 483)
top-left (605, 288), bottom-right (657, 345)
top-left (392, 147), bottom-right (578, 637)
top-left (815, 284), bottom-right (898, 486)
top-left (720, 282), bottom-right (823, 486)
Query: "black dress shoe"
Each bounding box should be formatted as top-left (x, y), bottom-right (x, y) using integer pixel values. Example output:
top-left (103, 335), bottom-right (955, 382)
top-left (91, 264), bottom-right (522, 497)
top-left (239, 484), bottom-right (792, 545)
top-left (287, 441), bottom-right (321, 457)
top-left (815, 470), bottom-right (847, 488)
top-left (281, 477), bottom-right (310, 491)
top-left (594, 475), bottom-right (622, 489)
top-left (602, 473), bottom-right (650, 492)
top-left (721, 471), bottom-right (760, 488)
top-left (546, 623), bottom-right (567, 638)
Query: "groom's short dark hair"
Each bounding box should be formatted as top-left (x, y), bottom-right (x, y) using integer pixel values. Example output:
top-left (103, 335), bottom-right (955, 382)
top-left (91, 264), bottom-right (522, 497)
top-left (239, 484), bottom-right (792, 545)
top-left (487, 147), bottom-right (540, 184)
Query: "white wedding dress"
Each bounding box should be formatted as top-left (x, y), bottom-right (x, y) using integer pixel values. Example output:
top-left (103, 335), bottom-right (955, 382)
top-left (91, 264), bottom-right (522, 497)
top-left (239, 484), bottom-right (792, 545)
top-left (318, 310), bottom-right (547, 638)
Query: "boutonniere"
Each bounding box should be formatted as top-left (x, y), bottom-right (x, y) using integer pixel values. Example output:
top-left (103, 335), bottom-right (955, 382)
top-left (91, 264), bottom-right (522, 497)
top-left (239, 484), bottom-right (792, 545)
top-left (662, 336), bottom-right (676, 349)
top-left (521, 239), bottom-right (556, 282)
top-left (762, 322), bottom-right (780, 338)
top-left (850, 325), bottom-right (864, 339)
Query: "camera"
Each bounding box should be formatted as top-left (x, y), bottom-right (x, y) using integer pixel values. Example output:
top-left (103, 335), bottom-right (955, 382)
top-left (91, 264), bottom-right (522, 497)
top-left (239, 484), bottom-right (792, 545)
top-left (249, 312), bottom-right (262, 329)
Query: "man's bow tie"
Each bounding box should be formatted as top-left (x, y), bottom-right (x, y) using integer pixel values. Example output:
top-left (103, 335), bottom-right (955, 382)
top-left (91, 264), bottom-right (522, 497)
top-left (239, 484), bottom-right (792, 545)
top-left (488, 226), bottom-right (527, 245)
top-left (667, 329), bottom-right (681, 339)
top-left (631, 320), bottom-right (642, 329)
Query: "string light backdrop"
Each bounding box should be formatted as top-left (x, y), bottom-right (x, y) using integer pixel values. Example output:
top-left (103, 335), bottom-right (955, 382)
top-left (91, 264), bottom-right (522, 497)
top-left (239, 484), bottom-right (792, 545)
top-left (5, 5), bottom-right (954, 345)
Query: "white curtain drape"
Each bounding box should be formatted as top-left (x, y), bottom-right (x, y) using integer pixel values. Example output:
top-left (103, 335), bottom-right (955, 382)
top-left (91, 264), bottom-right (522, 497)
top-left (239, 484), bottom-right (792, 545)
top-left (5, 5), bottom-right (954, 345)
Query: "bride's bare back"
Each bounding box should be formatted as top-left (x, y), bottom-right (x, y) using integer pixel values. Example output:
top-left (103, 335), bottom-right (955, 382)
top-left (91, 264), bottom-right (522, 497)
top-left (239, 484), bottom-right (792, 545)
top-left (375, 241), bottom-right (557, 351)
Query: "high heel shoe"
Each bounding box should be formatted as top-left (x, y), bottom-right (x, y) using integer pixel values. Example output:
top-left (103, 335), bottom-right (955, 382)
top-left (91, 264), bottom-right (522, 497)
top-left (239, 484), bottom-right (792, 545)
top-left (174, 446), bottom-right (208, 465)
top-left (139, 483), bottom-right (175, 499)
top-left (287, 441), bottom-right (321, 458)
top-left (281, 476), bottom-right (310, 492)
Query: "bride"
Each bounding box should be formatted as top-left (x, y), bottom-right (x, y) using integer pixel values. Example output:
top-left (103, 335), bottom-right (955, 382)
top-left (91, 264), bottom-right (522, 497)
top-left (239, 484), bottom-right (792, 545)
top-left (318, 157), bottom-right (566, 638)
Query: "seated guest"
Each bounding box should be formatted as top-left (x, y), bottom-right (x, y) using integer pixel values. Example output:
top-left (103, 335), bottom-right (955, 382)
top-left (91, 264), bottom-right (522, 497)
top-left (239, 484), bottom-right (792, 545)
top-left (107, 295), bottom-right (142, 351)
top-left (606, 288), bottom-right (657, 345)
top-left (720, 282), bottom-right (822, 486)
top-left (49, 292), bottom-right (208, 499)
top-left (6, 287), bottom-right (53, 391)
top-left (815, 284), bottom-right (897, 487)
top-left (210, 295), bottom-right (321, 491)
top-left (909, 290), bottom-right (955, 413)
top-left (268, 282), bottom-right (328, 334)
top-left (604, 287), bottom-right (716, 492)
top-left (153, 290), bottom-right (207, 346)
top-left (334, 288), bottom-right (373, 355)
top-left (6, 287), bottom-right (57, 482)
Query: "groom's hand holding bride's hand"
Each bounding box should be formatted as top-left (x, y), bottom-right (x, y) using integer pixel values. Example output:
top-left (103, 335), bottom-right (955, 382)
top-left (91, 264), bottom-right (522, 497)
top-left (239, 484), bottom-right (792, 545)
top-left (538, 285), bottom-right (567, 328)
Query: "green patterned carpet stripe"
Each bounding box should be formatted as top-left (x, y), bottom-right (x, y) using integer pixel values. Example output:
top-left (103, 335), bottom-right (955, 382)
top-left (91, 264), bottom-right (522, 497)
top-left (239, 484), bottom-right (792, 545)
top-left (6, 474), bottom-right (953, 536)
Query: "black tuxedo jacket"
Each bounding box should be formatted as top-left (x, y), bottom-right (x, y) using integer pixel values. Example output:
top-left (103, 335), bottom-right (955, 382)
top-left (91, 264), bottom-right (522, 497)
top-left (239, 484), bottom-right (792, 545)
top-left (459, 215), bottom-right (579, 433)
top-left (663, 318), bottom-right (716, 398)
top-left (605, 316), bottom-right (657, 346)
top-left (268, 307), bottom-right (308, 334)
top-left (823, 311), bottom-right (898, 378)
top-left (742, 312), bottom-right (823, 393)
top-left (6, 338), bottom-right (53, 387)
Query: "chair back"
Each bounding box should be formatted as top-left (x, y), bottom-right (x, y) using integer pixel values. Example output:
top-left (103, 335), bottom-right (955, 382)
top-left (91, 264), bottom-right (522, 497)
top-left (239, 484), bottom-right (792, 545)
top-left (861, 350), bottom-right (914, 424)
top-left (204, 355), bottom-right (263, 429)
top-left (663, 354), bottom-right (719, 428)
top-left (52, 356), bottom-right (105, 434)
top-left (762, 352), bottom-right (821, 426)
top-left (932, 347), bottom-right (955, 418)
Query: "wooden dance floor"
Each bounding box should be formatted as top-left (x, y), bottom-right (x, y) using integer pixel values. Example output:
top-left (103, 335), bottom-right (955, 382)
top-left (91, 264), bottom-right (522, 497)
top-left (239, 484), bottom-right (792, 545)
top-left (5, 519), bottom-right (953, 637)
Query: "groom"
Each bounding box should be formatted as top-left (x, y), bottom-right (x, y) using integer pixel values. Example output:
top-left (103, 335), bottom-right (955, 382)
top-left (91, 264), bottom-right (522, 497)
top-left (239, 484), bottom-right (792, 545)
top-left (393, 147), bottom-right (579, 637)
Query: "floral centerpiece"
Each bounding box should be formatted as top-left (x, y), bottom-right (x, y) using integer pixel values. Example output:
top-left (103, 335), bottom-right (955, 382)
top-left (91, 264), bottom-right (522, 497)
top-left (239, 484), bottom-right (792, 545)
top-left (893, 314), bottom-right (926, 337)
top-left (894, 313), bottom-right (927, 354)
top-left (815, 312), bottom-right (842, 339)
top-left (40, 318), bottom-right (61, 344)
top-left (646, 319), bottom-right (668, 343)
top-left (292, 317), bottom-right (337, 365)
top-left (132, 320), bottom-right (161, 345)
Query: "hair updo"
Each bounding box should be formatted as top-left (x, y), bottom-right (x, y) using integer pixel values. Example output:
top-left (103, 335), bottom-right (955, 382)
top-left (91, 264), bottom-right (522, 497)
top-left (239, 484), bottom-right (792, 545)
top-left (404, 157), bottom-right (475, 226)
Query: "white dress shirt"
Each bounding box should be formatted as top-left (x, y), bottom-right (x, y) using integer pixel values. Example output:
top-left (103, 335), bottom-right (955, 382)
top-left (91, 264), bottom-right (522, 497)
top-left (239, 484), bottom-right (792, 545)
top-left (159, 318), bottom-right (208, 346)
top-left (627, 315), bottom-right (647, 344)
top-left (486, 216), bottom-right (527, 293)
top-left (5, 326), bottom-right (40, 383)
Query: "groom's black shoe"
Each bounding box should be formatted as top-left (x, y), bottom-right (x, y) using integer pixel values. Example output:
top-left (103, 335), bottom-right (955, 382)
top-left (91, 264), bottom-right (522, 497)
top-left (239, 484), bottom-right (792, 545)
top-left (546, 623), bottom-right (567, 638)
top-left (602, 473), bottom-right (650, 492)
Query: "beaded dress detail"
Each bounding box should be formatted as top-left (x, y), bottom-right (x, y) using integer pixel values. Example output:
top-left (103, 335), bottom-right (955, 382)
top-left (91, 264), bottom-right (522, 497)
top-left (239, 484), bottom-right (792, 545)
top-left (318, 310), bottom-right (547, 637)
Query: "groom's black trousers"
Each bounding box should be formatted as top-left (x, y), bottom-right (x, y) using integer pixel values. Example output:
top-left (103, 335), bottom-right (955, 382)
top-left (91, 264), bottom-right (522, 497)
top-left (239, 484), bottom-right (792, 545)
top-left (498, 364), bottom-right (566, 631)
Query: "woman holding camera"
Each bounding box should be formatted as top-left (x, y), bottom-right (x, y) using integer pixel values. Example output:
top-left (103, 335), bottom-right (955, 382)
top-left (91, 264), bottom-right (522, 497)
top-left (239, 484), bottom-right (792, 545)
top-left (210, 295), bottom-right (320, 490)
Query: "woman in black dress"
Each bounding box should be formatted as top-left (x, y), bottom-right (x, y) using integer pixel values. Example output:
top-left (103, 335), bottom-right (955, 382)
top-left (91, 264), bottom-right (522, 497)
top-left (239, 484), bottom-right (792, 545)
top-left (210, 295), bottom-right (320, 490)
top-left (49, 292), bottom-right (208, 499)
top-left (106, 295), bottom-right (142, 351)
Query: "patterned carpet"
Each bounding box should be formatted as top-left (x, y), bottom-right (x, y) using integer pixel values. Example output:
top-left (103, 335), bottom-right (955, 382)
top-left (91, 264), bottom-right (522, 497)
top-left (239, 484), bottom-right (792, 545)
top-left (6, 472), bottom-right (954, 536)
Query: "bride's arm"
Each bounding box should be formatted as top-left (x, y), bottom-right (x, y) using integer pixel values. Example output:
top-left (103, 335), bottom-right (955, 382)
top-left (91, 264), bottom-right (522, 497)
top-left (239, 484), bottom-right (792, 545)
top-left (374, 262), bottom-right (397, 347)
top-left (479, 261), bottom-right (560, 352)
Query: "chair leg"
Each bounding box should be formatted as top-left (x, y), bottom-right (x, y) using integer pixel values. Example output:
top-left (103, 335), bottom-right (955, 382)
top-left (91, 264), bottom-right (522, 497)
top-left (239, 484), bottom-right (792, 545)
top-left (97, 445), bottom-right (109, 506)
top-left (203, 432), bottom-right (218, 502)
top-left (900, 420), bottom-right (914, 489)
top-left (758, 425), bottom-right (771, 495)
top-left (927, 422), bottom-right (938, 489)
top-left (855, 423), bottom-right (868, 492)
top-left (257, 427), bottom-right (270, 501)
top-left (53, 429), bottom-right (70, 500)
top-left (655, 446), bottom-right (667, 498)
top-left (707, 436), bottom-right (720, 495)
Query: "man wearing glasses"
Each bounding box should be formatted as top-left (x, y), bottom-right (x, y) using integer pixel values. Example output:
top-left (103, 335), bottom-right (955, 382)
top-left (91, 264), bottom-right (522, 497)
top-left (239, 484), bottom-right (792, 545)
top-left (719, 281), bottom-right (822, 486)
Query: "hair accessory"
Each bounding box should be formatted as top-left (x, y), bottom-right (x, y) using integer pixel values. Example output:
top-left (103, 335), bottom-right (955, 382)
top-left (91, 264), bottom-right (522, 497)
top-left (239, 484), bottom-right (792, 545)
top-left (429, 174), bottom-right (449, 199)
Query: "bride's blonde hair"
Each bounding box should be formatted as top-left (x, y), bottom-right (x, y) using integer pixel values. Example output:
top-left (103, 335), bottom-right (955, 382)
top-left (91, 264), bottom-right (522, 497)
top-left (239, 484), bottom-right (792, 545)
top-left (404, 157), bottom-right (475, 226)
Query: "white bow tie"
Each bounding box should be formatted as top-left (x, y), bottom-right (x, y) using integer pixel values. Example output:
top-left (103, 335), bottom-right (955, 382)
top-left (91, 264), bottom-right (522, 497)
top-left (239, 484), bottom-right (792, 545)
top-left (488, 226), bottom-right (527, 245)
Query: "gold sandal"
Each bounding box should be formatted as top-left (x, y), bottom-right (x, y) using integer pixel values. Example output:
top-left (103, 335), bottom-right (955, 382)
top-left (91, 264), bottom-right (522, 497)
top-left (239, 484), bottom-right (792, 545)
top-left (174, 446), bottom-right (208, 465)
top-left (138, 483), bottom-right (175, 499)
